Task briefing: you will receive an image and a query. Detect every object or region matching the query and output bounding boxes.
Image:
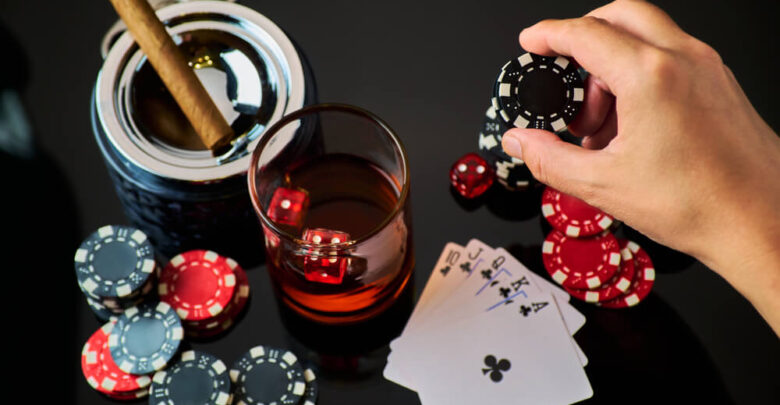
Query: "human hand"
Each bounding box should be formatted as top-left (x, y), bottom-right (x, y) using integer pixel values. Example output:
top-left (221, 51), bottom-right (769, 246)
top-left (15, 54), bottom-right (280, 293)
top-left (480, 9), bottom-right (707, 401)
top-left (500, 0), bottom-right (780, 332)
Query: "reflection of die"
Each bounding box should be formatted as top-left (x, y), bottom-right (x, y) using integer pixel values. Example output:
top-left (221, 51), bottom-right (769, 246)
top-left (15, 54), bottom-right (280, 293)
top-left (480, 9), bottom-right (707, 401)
top-left (449, 153), bottom-right (494, 199)
top-left (267, 187), bottom-right (309, 227)
top-left (302, 228), bottom-right (350, 285)
top-left (263, 227), bottom-right (280, 248)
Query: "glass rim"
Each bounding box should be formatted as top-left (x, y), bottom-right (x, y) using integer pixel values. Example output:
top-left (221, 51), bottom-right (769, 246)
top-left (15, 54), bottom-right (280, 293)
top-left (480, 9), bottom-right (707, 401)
top-left (247, 103), bottom-right (410, 249)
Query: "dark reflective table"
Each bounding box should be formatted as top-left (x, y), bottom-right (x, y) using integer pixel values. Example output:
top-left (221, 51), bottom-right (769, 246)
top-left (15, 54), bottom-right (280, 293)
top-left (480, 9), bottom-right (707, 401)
top-left (1, 0), bottom-right (777, 404)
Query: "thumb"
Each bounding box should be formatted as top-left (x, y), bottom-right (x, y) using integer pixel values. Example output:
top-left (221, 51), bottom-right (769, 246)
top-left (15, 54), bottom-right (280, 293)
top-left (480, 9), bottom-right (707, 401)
top-left (501, 128), bottom-right (603, 197)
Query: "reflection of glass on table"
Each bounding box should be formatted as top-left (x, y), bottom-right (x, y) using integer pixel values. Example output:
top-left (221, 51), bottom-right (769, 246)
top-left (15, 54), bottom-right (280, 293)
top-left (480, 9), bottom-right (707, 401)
top-left (248, 104), bottom-right (414, 324)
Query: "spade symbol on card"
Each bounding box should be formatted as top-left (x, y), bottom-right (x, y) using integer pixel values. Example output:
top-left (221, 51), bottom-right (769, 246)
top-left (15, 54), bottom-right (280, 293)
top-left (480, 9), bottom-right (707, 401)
top-left (482, 355), bottom-right (511, 382)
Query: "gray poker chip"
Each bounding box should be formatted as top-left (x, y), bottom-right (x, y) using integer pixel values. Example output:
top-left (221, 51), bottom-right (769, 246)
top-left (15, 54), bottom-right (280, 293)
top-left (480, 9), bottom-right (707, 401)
top-left (74, 225), bottom-right (156, 299)
top-left (294, 367), bottom-right (318, 405)
top-left (150, 350), bottom-right (231, 405)
top-left (108, 301), bottom-right (183, 375)
top-left (230, 345), bottom-right (306, 405)
top-left (85, 296), bottom-right (118, 322)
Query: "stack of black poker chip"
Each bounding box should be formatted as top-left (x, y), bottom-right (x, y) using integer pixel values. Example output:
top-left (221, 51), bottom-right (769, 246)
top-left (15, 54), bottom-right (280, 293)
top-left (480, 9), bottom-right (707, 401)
top-left (230, 345), bottom-right (319, 405)
top-left (480, 51), bottom-right (587, 191)
top-left (477, 105), bottom-right (537, 191)
top-left (74, 225), bottom-right (158, 321)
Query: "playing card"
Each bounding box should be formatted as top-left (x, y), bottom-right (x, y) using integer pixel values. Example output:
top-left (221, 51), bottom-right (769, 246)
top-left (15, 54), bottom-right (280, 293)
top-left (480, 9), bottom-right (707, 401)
top-left (416, 239), bottom-right (498, 322)
top-left (398, 245), bottom-right (587, 369)
top-left (385, 242), bottom-right (464, 387)
top-left (386, 240), bottom-right (591, 396)
top-left (415, 244), bottom-right (585, 335)
top-left (493, 248), bottom-right (587, 365)
top-left (405, 293), bottom-right (593, 405)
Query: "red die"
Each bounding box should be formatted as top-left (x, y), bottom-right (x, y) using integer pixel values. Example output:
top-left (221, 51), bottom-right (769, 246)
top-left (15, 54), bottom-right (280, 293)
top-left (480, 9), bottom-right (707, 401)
top-left (450, 153), bottom-right (494, 198)
top-left (267, 187), bottom-right (309, 227)
top-left (302, 228), bottom-right (350, 285)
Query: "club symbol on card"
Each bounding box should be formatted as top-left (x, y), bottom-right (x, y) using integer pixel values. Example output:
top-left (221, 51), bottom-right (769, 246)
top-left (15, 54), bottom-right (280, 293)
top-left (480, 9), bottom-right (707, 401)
top-left (460, 261), bottom-right (471, 273)
top-left (482, 355), bottom-right (511, 382)
top-left (440, 266), bottom-right (451, 275)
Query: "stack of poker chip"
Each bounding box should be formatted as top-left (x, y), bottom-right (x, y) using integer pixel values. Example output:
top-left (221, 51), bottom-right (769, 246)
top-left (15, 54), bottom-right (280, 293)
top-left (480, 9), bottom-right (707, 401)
top-left (540, 186), bottom-right (656, 308)
top-left (74, 225), bottom-right (158, 321)
top-left (477, 105), bottom-right (537, 191)
top-left (150, 350), bottom-right (232, 404)
top-left (81, 321), bottom-right (153, 400)
top-left (230, 345), bottom-right (319, 405)
top-left (479, 51), bottom-right (586, 192)
top-left (158, 249), bottom-right (251, 339)
top-left (81, 301), bottom-right (184, 400)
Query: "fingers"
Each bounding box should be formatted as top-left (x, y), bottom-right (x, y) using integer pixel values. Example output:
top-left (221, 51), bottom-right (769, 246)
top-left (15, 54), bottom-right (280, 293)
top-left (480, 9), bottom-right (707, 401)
top-left (586, 0), bottom-right (687, 49)
top-left (580, 105), bottom-right (618, 150)
top-left (567, 75), bottom-right (615, 137)
top-left (502, 128), bottom-right (606, 198)
top-left (519, 15), bottom-right (648, 95)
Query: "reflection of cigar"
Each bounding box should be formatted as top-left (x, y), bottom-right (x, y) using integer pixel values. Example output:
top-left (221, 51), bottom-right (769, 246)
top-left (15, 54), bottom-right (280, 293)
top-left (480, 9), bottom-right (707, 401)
top-left (137, 97), bottom-right (207, 150)
top-left (108, 0), bottom-right (234, 155)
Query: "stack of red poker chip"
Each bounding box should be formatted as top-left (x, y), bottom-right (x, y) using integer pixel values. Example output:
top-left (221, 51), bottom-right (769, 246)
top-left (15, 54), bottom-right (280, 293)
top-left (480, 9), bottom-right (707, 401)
top-left (81, 321), bottom-right (153, 400)
top-left (158, 250), bottom-right (251, 338)
top-left (541, 186), bottom-right (655, 308)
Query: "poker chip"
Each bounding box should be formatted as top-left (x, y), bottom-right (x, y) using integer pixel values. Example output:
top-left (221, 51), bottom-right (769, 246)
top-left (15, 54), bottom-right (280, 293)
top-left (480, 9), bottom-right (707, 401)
top-left (493, 52), bottom-right (584, 132)
top-left (564, 239), bottom-right (636, 303)
top-left (541, 187), bottom-right (614, 237)
top-left (159, 250), bottom-right (237, 321)
top-left (478, 105), bottom-right (512, 163)
top-left (104, 387), bottom-right (149, 400)
top-left (230, 345), bottom-right (306, 405)
top-left (494, 157), bottom-right (534, 191)
top-left (85, 296), bottom-right (118, 322)
top-left (542, 230), bottom-right (621, 289)
top-left (150, 350), bottom-right (231, 405)
top-left (185, 257), bottom-right (251, 338)
top-left (599, 241), bottom-right (656, 308)
top-left (301, 367), bottom-right (319, 405)
top-left (108, 301), bottom-right (184, 375)
top-left (74, 225), bottom-right (156, 299)
top-left (477, 105), bottom-right (537, 191)
top-left (81, 322), bottom-right (153, 397)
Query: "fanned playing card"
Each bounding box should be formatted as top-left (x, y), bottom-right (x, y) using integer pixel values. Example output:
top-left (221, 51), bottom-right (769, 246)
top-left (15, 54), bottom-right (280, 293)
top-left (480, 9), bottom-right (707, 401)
top-left (385, 240), bottom-right (592, 404)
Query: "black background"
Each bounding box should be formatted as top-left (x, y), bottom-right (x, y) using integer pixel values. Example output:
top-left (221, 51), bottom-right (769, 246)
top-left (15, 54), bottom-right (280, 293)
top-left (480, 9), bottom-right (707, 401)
top-left (1, 0), bottom-right (778, 404)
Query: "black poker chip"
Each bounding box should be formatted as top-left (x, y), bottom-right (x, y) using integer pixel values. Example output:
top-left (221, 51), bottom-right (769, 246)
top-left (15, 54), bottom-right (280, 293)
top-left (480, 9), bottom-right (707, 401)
top-left (230, 345), bottom-right (306, 405)
top-left (493, 52), bottom-right (584, 133)
top-left (494, 157), bottom-right (535, 191)
top-left (478, 105), bottom-right (513, 164)
top-left (150, 350), bottom-right (231, 405)
top-left (477, 105), bottom-right (537, 191)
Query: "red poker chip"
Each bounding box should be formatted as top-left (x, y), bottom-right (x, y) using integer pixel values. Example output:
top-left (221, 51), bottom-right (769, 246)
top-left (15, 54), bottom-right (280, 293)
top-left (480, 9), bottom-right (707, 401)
top-left (599, 241), bottom-right (656, 308)
top-left (185, 256), bottom-right (251, 338)
top-left (81, 322), bottom-right (152, 396)
top-left (159, 250), bottom-right (236, 321)
top-left (541, 187), bottom-right (614, 237)
top-left (564, 238), bottom-right (636, 303)
top-left (103, 387), bottom-right (149, 400)
top-left (542, 230), bottom-right (622, 289)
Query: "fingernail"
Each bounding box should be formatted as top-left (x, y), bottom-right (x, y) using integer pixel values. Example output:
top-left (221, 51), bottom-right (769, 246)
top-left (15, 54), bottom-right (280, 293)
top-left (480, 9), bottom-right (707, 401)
top-left (502, 133), bottom-right (522, 157)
